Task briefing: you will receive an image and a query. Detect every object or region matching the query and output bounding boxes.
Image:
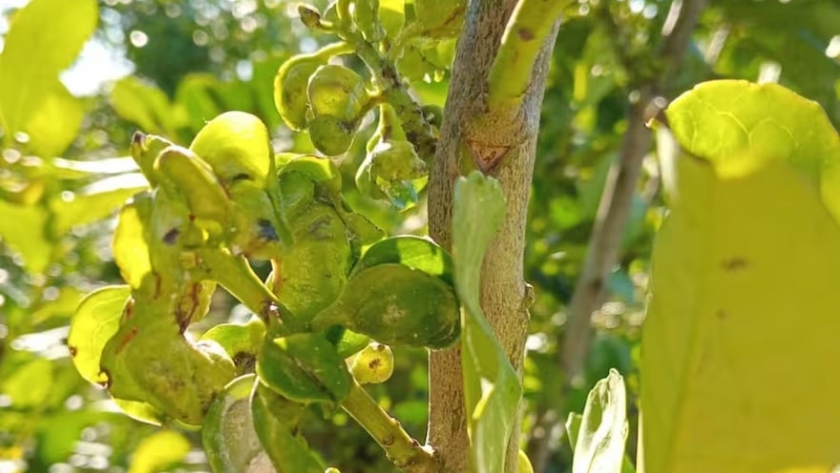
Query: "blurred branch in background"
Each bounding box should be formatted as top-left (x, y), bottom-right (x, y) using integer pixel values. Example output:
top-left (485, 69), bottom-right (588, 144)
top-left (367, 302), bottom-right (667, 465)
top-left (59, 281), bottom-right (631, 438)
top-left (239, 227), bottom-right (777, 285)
top-left (562, 0), bottom-right (708, 391)
top-left (528, 1), bottom-right (708, 471)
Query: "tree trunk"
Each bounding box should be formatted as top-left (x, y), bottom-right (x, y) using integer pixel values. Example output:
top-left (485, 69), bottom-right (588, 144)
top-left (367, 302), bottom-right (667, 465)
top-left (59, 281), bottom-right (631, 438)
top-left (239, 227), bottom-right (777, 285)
top-left (426, 1), bottom-right (560, 471)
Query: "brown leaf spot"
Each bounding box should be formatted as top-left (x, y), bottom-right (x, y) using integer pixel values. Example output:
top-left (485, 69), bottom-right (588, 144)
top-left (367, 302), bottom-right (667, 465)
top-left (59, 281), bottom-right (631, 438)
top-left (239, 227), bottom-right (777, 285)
top-left (721, 257), bottom-right (748, 272)
top-left (115, 327), bottom-right (139, 355)
top-left (369, 358), bottom-right (382, 370)
top-left (517, 28), bottom-right (534, 41)
top-left (68, 345), bottom-right (78, 357)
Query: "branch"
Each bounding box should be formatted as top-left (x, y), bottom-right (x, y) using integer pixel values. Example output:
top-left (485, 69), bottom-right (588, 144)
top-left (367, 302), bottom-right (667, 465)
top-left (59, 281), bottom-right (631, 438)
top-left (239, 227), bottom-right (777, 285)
top-left (427, 0), bottom-right (560, 471)
top-left (487, 0), bottom-right (572, 109)
top-left (341, 379), bottom-right (440, 473)
top-left (343, 33), bottom-right (438, 163)
top-left (560, 0), bottom-right (707, 387)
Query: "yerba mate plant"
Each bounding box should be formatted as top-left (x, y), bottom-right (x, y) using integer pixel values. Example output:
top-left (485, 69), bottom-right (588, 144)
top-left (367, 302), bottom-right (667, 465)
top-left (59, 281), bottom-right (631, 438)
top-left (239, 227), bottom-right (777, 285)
top-left (69, 1), bottom-right (479, 472)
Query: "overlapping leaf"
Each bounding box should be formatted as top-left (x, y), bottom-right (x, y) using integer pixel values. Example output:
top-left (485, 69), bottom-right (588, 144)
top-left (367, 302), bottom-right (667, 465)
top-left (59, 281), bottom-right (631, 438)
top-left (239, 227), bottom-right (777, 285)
top-left (642, 80), bottom-right (840, 473)
top-left (452, 171), bottom-right (522, 473)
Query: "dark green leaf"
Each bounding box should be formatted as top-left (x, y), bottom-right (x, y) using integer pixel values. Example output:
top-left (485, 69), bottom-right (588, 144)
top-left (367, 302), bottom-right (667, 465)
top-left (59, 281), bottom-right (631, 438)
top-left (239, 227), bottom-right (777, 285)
top-left (257, 332), bottom-right (351, 404)
top-left (351, 235), bottom-right (454, 285)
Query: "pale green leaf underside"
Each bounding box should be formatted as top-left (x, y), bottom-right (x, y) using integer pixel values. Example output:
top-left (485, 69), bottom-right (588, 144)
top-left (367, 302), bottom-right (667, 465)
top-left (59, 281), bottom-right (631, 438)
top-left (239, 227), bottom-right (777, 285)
top-left (642, 80), bottom-right (840, 473)
top-left (572, 369), bottom-right (628, 473)
top-left (453, 171), bottom-right (522, 473)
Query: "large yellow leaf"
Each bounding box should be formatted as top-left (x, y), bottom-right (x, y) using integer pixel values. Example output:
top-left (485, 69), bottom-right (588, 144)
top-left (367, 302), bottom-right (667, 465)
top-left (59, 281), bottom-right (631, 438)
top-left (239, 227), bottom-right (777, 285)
top-left (641, 80), bottom-right (840, 473)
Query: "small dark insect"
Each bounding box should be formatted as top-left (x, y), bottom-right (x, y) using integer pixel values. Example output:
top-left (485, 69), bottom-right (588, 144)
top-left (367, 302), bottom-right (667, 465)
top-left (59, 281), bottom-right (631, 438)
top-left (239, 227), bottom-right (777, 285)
top-left (258, 219), bottom-right (280, 242)
top-left (163, 228), bottom-right (180, 245)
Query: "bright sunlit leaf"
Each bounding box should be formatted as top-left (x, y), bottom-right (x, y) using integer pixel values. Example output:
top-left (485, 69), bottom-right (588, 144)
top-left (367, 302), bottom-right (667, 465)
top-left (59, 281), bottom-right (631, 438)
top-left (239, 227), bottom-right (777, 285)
top-left (643, 80), bottom-right (840, 473)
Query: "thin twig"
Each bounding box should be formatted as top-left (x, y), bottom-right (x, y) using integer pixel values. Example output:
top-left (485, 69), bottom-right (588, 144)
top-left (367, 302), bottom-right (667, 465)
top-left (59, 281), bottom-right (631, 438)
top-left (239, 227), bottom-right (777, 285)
top-left (487, 0), bottom-right (573, 109)
top-left (341, 379), bottom-right (441, 473)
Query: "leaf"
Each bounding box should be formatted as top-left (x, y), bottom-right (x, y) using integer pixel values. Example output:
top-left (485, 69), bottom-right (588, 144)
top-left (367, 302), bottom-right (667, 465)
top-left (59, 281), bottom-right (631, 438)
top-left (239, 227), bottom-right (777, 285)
top-left (23, 81), bottom-right (85, 158)
top-left (0, 0), bottom-right (97, 135)
top-left (570, 369), bottom-right (628, 473)
top-left (642, 80), bottom-right (840, 473)
top-left (112, 192), bottom-right (153, 292)
top-left (51, 156), bottom-right (140, 179)
top-left (128, 430), bottom-right (190, 473)
top-left (110, 76), bottom-right (175, 135)
top-left (1, 356), bottom-right (53, 408)
top-left (452, 171), bottom-right (522, 473)
top-left (312, 263), bottom-right (460, 349)
top-left (203, 375), bottom-right (266, 473)
top-left (201, 320), bottom-right (266, 374)
top-left (251, 381), bottom-right (324, 473)
top-left (112, 399), bottom-right (164, 426)
top-left (0, 200), bottom-right (51, 274)
top-left (68, 285), bottom-right (131, 385)
top-left (50, 174), bottom-right (148, 234)
top-left (379, 0), bottom-right (405, 40)
top-left (257, 332), bottom-right (352, 404)
top-left (352, 235), bottom-right (454, 284)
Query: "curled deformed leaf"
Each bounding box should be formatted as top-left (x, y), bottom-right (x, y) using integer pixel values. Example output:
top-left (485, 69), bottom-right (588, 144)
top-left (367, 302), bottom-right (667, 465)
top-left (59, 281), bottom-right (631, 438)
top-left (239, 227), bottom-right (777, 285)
top-left (201, 319), bottom-right (266, 375)
top-left (267, 204), bottom-right (353, 322)
top-left (100, 310), bottom-right (237, 426)
top-left (642, 80), bottom-right (840, 473)
top-left (313, 263), bottom-right (460, 349)
top-left (256, 332), bottom-right (352, 404)
top-left (203, 375), bottom-right (266, 473)
top-left (113, 192), bottom-right (154, 295)
top-left (190, 111), bottom-right (272, 188)
top-left (68, 285), bottom-right (131, 385)
top-left (351, 235), bottom-right (454, 285)
top-left (250, 382), bottom-right (323, 473)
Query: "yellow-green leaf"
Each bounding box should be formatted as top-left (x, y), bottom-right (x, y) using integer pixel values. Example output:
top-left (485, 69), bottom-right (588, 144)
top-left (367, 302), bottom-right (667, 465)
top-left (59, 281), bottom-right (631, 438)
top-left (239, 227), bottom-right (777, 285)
top-left (0, 200), bottom-right (51, 274)
top-left (68, 285), bottom-right (131, 385)
top-left (1, 357), bottom-right (53, 408)
top-left (0, 0), bottom-right (97, 135)
top-left (23, 81), bottom-right (85, 158)
top-left (128, 430), bottom-right (190, 473)
top-left (110, 76), bottom-right (175, 136)
top-left (50, 174), bottom-right (148, 234)
top-left (642, 80), bottom-right (840, 473)
top-left (452, 171), bottom-right (522, 473)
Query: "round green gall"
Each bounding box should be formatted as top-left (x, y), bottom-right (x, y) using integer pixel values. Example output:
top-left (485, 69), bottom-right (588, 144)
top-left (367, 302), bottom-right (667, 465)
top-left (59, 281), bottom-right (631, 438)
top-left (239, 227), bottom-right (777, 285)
top-left (268, 203), bottom-right (353, 322)
top-left (308, 115), bottom-right (357, 157)
top-left (307, 64), bottom-right (370, 120)
top-left (189, 111), bottom-right (272, 187)
top-left (274, 54), bottom-right (323, 131)
top-left (315, 263), bottom-right (460, 349)
top-left (350, 343), bottom-right (394, 384)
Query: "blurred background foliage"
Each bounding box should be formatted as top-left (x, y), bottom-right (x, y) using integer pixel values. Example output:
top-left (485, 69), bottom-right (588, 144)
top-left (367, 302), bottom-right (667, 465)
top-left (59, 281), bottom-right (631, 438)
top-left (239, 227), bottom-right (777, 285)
top-left (0, 0), bottom-right (838, 472)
